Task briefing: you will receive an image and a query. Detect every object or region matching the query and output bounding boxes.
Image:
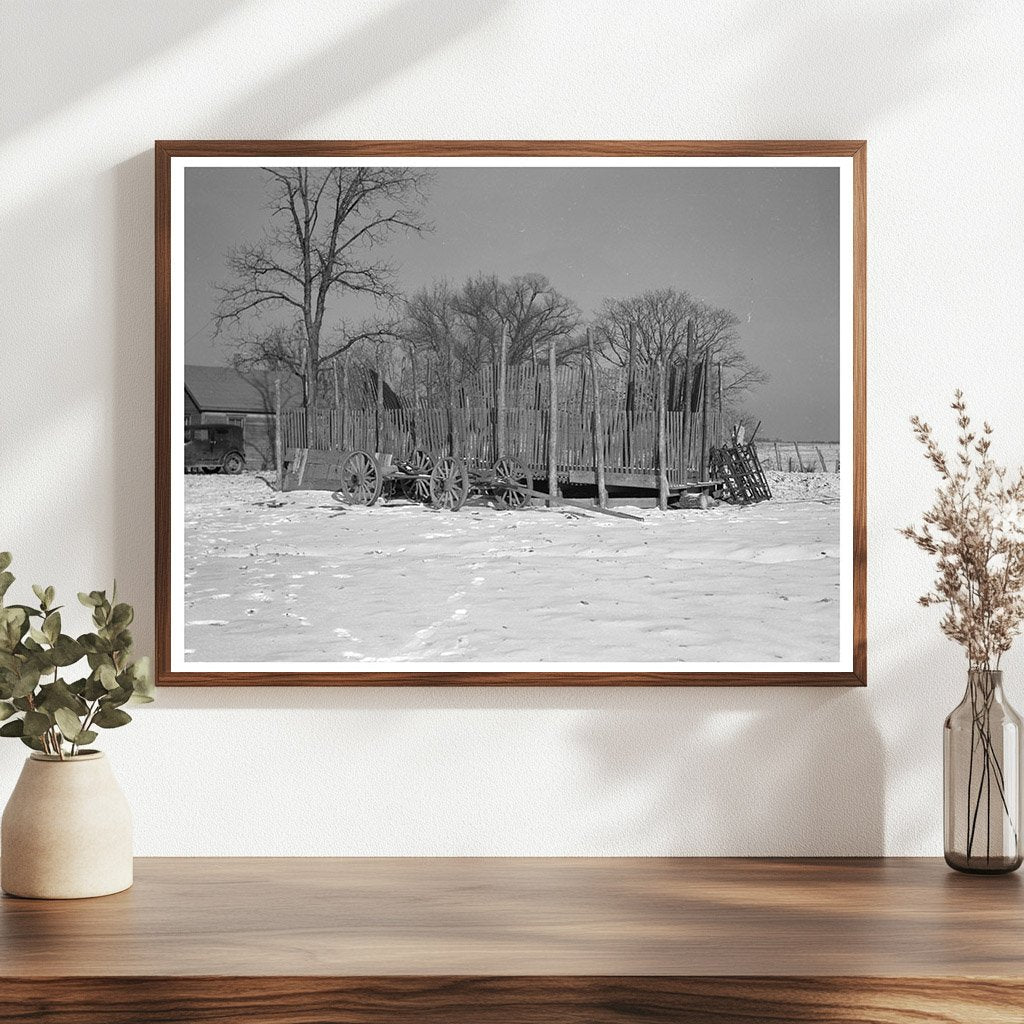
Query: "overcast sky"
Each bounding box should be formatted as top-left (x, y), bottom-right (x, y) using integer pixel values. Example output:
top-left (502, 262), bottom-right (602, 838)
top-left (185, 165), bottom-right (840, 439)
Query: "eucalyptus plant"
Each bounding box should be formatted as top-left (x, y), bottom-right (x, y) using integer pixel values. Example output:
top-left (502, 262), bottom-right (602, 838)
top-left (0, 552), bottom-right (153, 759)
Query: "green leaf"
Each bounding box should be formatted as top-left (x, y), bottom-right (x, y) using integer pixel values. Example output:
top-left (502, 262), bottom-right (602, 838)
top-left (0, 552), bottom-right (11, 573)
top-left (0, 571), bottom-right (14, 601)
top-left (78, 592), bottom-right (100, 608)
top-left (7, 604), bottom-right (42, 618)
top-left (42, 611), bottom-right (60, 643)
top-left (44, 586), bottom-right (55, 608)
top-left (0, 718), bottom-right (24, 737)
top-left (83, 674), bottom-right (108, 701)
top-left (19, 734), bottom-right (45, 752)
top-left (49, 635), bottom-right (85, 667)
top-left (0, 700), bottom-right (15, 721)
top-left (74, 730), bottom-right (97, 747)
top-left (31, 584), bottom-right (48, 608)
top-left (104, 684), bottom-right (132, 708)
top-left (110, 603), bottom-right (134, 629)
top-left (93, 705), bottom-right (132, 729)
top-left (22, 710), bottom-right (51, 738)
top-left (54, 707), bottom-right (85, 742)
top-left (98, 663), bottom-right (118, 690)
top-left (0, 606), bottom-right (27, 651)
top-left (36, 678), bottom-right (88, 716)
top-left (28, 627), bottom-right (49, 646)
top-left (79, 634), bottom-right (112, 655)
top-left (11, 665), bottom-right (41, 699)
top-left (127, 656), bottom-right (155, 703)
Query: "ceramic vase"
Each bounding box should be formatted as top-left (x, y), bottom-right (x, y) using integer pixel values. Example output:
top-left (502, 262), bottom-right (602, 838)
top-left (1, 751), bottom-right (133, 898)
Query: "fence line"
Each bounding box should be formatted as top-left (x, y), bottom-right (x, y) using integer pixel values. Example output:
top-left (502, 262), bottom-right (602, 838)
top-left (281, 406), bottom-right (701, 483)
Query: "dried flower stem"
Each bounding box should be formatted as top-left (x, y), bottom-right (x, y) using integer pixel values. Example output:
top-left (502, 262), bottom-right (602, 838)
top-left (904, 392), bottom-right (1024, 863)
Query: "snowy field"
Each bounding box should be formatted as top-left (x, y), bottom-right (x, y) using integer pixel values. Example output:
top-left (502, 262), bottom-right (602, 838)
top-left (181, 472), bottom-right (841, 666)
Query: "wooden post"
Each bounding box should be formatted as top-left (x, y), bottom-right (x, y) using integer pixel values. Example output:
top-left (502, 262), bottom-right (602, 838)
top-left (341, 354), bottom-right (349, 450)
top-left (656, 356), bottom-right (668, 511)
top-left (274, 373), bottom-right (284, 492)
top-left (715, 361), bottom-right (723, 449)
top-left (374, 354), bottom-right (384, 454)
top-left (547, 340), bottom-right (558, 504)
top-left (699, 355), bottom-right (711, 481)
top-left (774, 440), bottom-right (782, 472)
top-left (586, 328), bottom-right (607, 508)
top-left (496, 322), bottom-right (508, 460)
top-left (625, 321), bottom-right (637, 467)
top-left (680, 318), bottom-right (694, 484)
top-left (446, 329), bottom-right (456, 455)
top-left (793, 440), bottom-right (804, 471)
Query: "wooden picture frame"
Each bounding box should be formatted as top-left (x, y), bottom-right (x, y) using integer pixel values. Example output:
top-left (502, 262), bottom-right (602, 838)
top-left (156, 140), bottom-right (866, 686)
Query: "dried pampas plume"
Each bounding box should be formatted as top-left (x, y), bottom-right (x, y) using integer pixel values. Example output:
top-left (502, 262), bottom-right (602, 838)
top-left (903, 390), bottom-right (1024, 670)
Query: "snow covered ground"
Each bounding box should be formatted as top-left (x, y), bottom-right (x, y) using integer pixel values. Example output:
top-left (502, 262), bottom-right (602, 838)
top-left (182, 473), bottom-right (841, 666)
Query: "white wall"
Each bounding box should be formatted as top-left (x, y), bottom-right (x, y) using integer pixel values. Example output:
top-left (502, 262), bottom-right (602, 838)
top-left (1, 0), bottom-right (1022, 856)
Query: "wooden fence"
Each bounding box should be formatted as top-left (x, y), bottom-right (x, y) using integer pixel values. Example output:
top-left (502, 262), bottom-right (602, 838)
top-left (756, 440), bottom-right (840, 473)
top-left (281, 406), bottom-right (703, 486)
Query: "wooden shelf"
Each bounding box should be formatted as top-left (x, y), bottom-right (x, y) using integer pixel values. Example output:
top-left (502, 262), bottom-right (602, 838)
top-left (2, 857), bottom-right (1022, 1022)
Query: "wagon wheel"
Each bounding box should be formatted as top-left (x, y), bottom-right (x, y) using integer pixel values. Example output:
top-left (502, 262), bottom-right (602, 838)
top-left (337, 450), bottom-right (382, 506)
top-left (492, 456), bottom-right (532, 510)
top-left (400, 448), bottom-right (433, 503)
top-left (429, 455), bottom-right (469, 511)
top-left (222, 452), bottom-right (245, 475)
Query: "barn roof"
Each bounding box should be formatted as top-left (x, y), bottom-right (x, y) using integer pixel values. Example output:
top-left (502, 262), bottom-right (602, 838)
top-left (185, 364), bottom-right (303, 413)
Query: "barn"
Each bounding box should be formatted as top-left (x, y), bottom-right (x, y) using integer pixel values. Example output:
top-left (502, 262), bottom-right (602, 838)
top-left (185, 364), bottom-right (302, 469)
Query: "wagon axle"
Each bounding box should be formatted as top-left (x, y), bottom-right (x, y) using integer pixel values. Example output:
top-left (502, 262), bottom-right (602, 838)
top-left (332, 450), bottom-right (534, 513)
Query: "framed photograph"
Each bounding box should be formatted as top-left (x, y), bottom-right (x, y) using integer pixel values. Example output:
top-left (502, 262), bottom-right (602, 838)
top-left (156, 141), bottom-right (865, 686)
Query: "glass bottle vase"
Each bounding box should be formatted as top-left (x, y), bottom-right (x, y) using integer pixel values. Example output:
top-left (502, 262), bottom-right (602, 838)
top-left (944, 669), bottom-right (1023, 873)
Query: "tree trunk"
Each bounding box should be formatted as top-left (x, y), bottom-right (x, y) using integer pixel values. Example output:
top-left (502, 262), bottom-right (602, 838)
top-left (303, 326), bottom-right (319, 447)
top-left (547, 340), bottom-right (558, 504)
top-left (586, 328), bottom-right (607, 508)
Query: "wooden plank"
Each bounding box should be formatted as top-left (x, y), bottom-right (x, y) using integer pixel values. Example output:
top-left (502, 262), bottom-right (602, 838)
top-left (510, 485), bottom-right (644, 521)
top-left (4, 856), bottom-right (1021, 976)
top-left (0, 975), bottom-right (1020, 1024)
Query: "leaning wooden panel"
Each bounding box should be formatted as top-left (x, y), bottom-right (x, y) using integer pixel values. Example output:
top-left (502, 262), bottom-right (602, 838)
top-left (156, 141), bottom-right (866, 686)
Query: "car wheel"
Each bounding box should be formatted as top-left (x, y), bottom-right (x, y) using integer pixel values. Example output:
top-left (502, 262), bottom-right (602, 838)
top-left (222, 452), bottom-right (245, 475)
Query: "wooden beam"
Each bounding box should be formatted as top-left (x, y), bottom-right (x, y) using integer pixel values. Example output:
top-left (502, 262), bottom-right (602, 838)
top-left (656, 356), bottom-right (668, 511)
top-left (547, 340), bottom-right (558, 504)
top-left (586, 329), bottom-right (607, 508)
top-left (680, 319), bottom-right (694, 484)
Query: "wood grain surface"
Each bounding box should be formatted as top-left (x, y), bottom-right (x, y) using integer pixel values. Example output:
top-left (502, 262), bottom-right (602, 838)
top-left (2, 858), bottom-right (1021, 1022)
top-left (154, 139), bottom-right (867, 688)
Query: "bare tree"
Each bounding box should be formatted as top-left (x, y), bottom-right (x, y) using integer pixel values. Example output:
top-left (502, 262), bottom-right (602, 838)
top-left (595, 289), bottom-right (691, 369)
top-left (215, 166), bottom-right (430, 442)
top-left (453, 273), bottom-right (582, 372)
top-left (594, 288), bottom-right (767, 407)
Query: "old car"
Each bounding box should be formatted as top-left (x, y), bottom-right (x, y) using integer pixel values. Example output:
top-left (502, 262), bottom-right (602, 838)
top-left (184, 423), bottom-right (246, 474)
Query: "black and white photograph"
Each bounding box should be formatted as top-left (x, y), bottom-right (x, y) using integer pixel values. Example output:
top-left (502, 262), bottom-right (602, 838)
top-left (161, 146), bottom-right (861, 682)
